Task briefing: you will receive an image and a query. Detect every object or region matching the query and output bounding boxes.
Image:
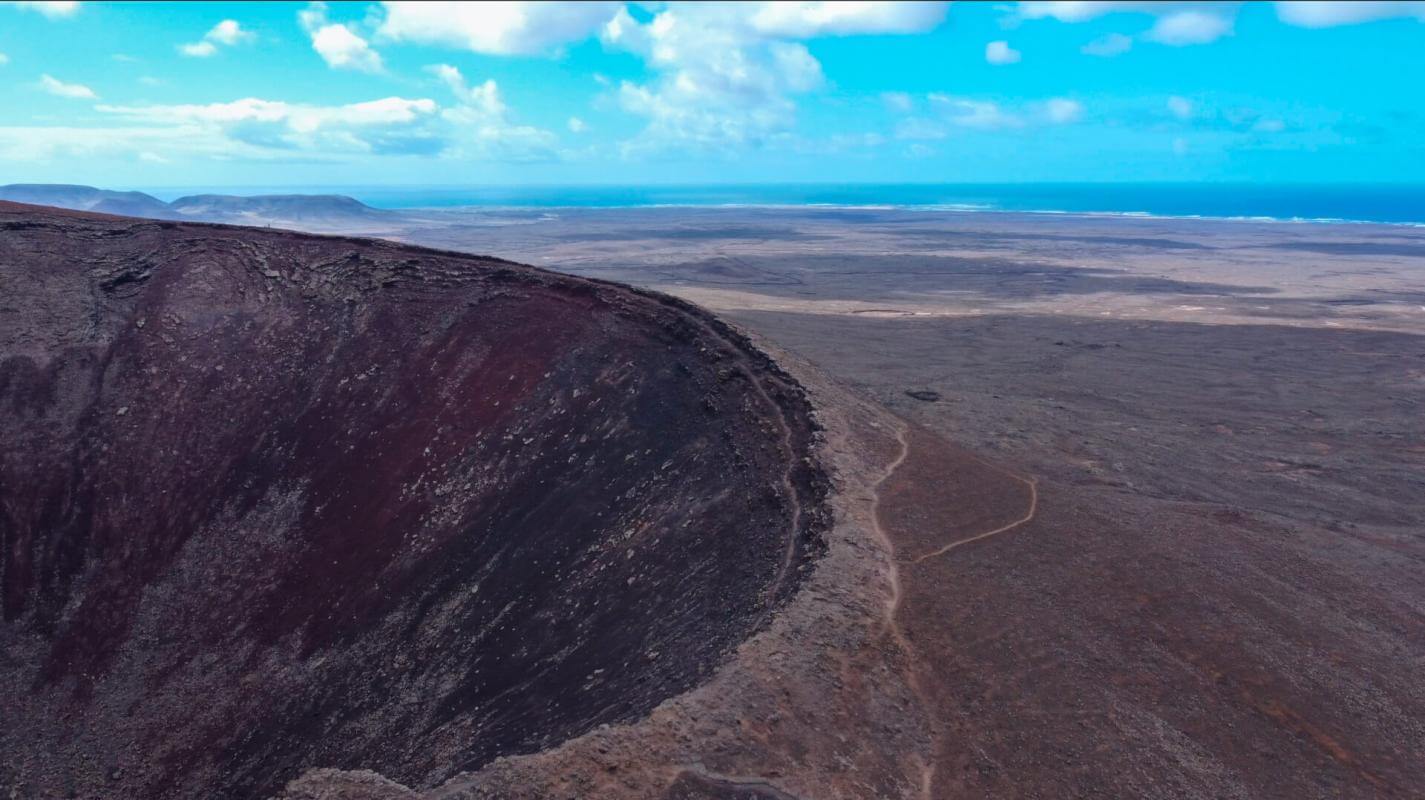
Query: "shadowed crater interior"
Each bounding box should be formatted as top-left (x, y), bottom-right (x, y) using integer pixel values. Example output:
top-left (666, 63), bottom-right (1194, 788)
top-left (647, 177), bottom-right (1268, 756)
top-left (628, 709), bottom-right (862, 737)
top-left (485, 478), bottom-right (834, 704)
top-left (0, 204), bottom-right (828, 799)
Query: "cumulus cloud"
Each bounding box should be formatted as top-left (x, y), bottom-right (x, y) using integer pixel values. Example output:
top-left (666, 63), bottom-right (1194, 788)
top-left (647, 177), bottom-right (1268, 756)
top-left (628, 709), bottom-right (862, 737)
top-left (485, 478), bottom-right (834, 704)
top-left (311, 23), bottom-right (383, 72)
top-left (426, 63), bottom-right (560, 160)
top-left (928, 94), bottom-right (1023, 130)
top-left (97, 96), bottom-right (444, 155)
top-left (100, 97), bottom-right (435, 128)
top-left (1275, 1), bottom-right (1425, 27)
top-left (1044, 97), bottom-right (1084, 123)
top-left (567, 116), bottom-right (586, 133)
top-left (206, 19), bottom-right (250, 46)
top-left (378, 1), bottom-right (622, 55)
top-left (1159, 98), bottom-right (1291, 136)
top-left (180, 19), bottom-right (255, 57)
top-left (1145, 9), bottom-right (1232, 44)
top-left (427, 64), bottom-right (504, 114)
top-left (1017, 2), bottom-right (1235, 45)
top-left (986, 40), bottom-right (1022, 64)
top-left (367, 3), bottom-right (947, 154)
top-left (894, 117), bottom-right (948, 140)
top-left (882, 91), bottom-right (913, 112)
top-left (1081, 32), bottom-right (1133, 56)
top-left (300, 3), bottom-right (383, 72)
top-left (747, 1), bottom-right (949, 37)
top-left (11, 77), bottom-right (564, 166)
top-left (38, 73), bottom-right (96, 99)
top-left (896, 93), bottom-right (1087, 137)
top-left (1016, 1), bottom-right (1165, 23)
top-left (6, 1), bottom-right (80, 18)
top-left (0, 124), bottom-right (204, 162)
top-left (602, 3), bottom-right (944, 152)
top-left (181, 41), bottom-right (217, 58)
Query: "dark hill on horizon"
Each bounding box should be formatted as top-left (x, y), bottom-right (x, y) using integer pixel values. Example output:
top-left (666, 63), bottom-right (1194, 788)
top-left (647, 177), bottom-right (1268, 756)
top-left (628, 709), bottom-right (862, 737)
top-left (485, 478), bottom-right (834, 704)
top-left (0, 183), bottom-right (389, 227)
top-left (0, 183), bottom-right (178, 219)
top-left (169, 192), bottom-right (386, 223)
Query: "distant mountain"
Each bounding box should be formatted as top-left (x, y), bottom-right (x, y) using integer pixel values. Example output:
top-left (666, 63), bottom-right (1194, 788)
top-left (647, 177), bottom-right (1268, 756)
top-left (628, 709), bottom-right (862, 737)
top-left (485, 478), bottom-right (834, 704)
top-left (168, 193), bottom-right (385, 222)
top-left (0, 184), bottom-right (178, 219)
top-left (0, 184), bottom-right (393, 228)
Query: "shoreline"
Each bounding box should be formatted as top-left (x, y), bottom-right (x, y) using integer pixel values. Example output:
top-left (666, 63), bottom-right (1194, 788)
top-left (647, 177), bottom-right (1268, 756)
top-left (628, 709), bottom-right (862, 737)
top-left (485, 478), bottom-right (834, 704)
top-left (394, 202), bottom-right (1425, 228)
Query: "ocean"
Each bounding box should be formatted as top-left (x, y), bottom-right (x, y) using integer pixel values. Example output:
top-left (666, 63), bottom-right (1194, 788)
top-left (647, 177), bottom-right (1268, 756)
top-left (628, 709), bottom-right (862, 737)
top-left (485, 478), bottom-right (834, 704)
top-left (144, 183), bottom-right (1425, 226)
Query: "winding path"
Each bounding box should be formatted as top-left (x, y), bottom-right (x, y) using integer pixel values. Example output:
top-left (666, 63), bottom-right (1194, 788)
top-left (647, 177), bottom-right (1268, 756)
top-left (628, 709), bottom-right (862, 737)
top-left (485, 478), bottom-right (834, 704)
top-left (908, 475), bottom-right (1038, 564)
top-left (870, 418), bottom-right (1038, 800)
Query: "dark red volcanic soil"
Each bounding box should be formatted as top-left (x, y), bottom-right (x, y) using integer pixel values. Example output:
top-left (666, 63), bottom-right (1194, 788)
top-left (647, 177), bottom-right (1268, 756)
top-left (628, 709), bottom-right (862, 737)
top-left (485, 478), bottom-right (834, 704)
top-left (0, 203), bottom-right (828, 799)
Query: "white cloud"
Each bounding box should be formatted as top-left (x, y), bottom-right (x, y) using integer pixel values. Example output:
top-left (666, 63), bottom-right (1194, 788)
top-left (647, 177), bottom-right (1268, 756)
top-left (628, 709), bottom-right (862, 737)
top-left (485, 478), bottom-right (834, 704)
top-left (7, 1), bottom-right (80, 18)
top-left (901, 94), bottom-right (1085, 133)
top-left (207, 20), bottom-right (251, 45)
top-left (928, 94), bottom-right (1023, 129)
top-left (1044, 97), bottom-right (1084, 123)
top-left (181, 41), bottom-right (217, 58)
top-left (748, 1), bottom-right (949, 37)
top-left (100, 97), bottom-right (435, 129)
top-left (0, 52), bottom-right (8, 66)
top-left (367, 2), bottom-right (946, 155)
top-left (312, 23), bottom-right (383, 71)
top-left (180, 19), bottom-right (254, 57)
top-left (1145, 9), bottom-right (1232, 44)
top-left (427, 64), bottom-right (504, 114)
top-left (603, 6), bottom-right (812, 150)
top-left (378, 1), bottom-right (622, 55)
top-left (985, 40), bottom-right (1022, 64)
top-left (894, 117), bottom-right (947, 140)
top-left (426, 63), bottom-right (560, 160)
top-left (602, 3), bottom-right (941, 153)
top-left (0, 124), bottom-right (206, 162)
top-left (1275, 1), bottom-right (1425, 27)
top-left (300, 4), bottom-right (383, 72)
top-left (882, 91), bottom-right (913, 112)
top-left (6, 77), bottom-right (564, 166)
top-left (1017, 2), bottom-right (1235, 46)
top-left (567, 116), bottom-right (586, 133)
top-left (38, 74), bottom-right (96, 99)
top-left (1160, 99), bottom-right (1288, 135)
top-left (1016, 2), bottom-right (1165, 23)
top-left (97, 96), bottom-right (445, 155)
top-left (1081, 32), bottom-right (1132, 56)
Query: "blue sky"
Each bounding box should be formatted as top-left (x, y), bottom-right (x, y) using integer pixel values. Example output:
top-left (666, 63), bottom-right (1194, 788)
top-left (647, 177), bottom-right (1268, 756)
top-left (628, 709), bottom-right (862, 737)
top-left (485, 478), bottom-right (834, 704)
top-left (1, 0), bottom-right (1423, 187)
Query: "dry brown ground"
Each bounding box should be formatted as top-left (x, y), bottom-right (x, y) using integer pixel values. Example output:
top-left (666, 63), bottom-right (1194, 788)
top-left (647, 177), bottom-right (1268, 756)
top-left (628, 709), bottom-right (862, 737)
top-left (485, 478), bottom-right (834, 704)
top-left (255, 206), bottom-right (1423, 798)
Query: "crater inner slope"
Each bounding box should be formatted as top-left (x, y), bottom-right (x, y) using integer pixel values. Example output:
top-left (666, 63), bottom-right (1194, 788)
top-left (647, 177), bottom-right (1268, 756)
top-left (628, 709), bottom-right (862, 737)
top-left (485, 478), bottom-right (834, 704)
top-left (0, 203), bottom-right (828, 799)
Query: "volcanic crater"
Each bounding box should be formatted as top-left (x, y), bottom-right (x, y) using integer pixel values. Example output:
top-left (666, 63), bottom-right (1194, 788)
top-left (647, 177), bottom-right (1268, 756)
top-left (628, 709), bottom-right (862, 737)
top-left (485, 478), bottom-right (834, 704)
top-left (0, 204), bottom-right (829, 798)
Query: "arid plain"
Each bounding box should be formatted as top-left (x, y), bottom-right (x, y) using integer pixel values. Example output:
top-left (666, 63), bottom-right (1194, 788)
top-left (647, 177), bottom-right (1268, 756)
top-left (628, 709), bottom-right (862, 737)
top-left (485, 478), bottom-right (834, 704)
top-left (306, 205), bottom-right (1425, 798)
